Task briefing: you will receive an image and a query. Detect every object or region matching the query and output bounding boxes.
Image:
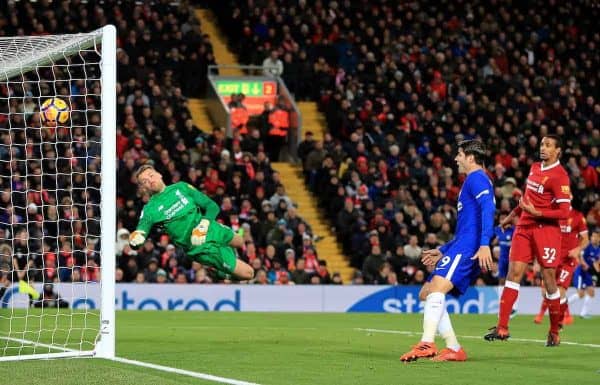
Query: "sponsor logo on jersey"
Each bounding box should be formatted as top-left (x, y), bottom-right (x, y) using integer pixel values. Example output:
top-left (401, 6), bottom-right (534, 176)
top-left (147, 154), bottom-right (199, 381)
top-left (164, 202), bottom-right (185, 219)
top-left (163, 190), bottom-right (190, 219)
top-left (560, 225), bottom-right (572, 233)
top-left (526, 179), bottom-right (545, 194)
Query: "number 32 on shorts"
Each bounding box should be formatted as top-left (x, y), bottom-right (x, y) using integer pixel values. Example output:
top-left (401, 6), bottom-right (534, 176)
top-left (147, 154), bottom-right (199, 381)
top-left (542, 247), bottom-right (556, 264)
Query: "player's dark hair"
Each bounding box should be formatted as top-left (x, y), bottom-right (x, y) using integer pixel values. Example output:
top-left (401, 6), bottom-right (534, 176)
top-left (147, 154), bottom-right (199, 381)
top-left (543, 134), bottom-right (563, 156)
top-left (134, 164), bottom-right (156, 181)
top-left (458, 139), bottom-right (486, 166)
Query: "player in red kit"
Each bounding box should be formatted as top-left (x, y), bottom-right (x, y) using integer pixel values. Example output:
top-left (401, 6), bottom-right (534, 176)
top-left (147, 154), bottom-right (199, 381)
top-left (484, 135), bottom-right (571, 346)
top-left (533, 207), bottom-right (589, 325)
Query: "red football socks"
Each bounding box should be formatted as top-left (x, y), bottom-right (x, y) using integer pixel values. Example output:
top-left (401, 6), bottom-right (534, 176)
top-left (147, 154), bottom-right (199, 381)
top-left (546, 291), bottom-right (562, 333)
top-left (537, 298), bottom-right (548, 317)
top-left (498, 284), bottom-right (519, 329)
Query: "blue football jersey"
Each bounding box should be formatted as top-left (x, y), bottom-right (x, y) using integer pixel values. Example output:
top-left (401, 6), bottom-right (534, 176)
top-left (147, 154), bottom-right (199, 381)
top-left (453, 169), bottom-right (495, 249)
top-left (494, 226), bottom-right (514, 261)
top-left (583, 244), bottom-right (600, 267)
top-left (434, 169), bottom-right (496, 296)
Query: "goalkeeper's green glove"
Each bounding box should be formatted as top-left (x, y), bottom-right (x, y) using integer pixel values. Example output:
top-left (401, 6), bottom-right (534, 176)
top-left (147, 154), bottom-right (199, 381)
top-left (191, 219), bottom-right (210, 246)
top-left (129, 230), bottom-right (146, 248)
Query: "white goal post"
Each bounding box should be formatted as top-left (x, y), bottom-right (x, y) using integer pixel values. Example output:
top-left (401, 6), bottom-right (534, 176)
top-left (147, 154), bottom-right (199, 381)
top-left (0, 25), bottom-right (116, 361)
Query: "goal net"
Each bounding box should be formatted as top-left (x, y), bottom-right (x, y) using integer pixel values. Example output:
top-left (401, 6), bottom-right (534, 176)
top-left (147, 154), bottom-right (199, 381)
top-left (0, 26), bottom-right (116, 361)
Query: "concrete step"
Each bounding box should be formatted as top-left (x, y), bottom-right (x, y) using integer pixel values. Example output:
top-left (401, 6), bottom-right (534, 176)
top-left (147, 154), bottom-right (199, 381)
top-left (195, 9), bottom-right (243, 74)
top-left (273, 162), bottom-right (354, 283)
top-left (188, 99), bottom-right (214, 133)
top-left (297, 101), bottom-right (327, 142)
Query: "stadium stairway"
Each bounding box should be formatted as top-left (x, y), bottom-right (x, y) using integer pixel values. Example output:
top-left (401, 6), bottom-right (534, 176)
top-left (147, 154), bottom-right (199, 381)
top-left (194, 9), bottom-right (243, 76)
top-left (187, 8), bottom-right (245, 133)
top-left (191, 8), bottom-right (355, 282)
top-left (188, 99), bottom-right (213, 133)
top-left (297, 102), bottom-right (327, 142)
top-left (272, 162), bottom-right (354, 283)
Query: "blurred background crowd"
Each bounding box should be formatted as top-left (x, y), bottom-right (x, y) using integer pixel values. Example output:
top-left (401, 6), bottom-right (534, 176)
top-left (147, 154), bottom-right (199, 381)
top-left (0, 0), bottom-right (598, 286)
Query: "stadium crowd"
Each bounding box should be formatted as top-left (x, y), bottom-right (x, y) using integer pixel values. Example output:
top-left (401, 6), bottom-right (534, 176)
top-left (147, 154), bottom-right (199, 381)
top-left (213, 0), bottom-right (600, 285)
top-left (0, 0), bottom-right (599, 287)
top-left (0, 0), bottom-right (327, 286)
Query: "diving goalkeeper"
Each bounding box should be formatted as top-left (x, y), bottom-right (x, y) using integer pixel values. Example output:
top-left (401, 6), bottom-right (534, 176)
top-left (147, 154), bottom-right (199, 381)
top-left (129, 165), bottom-right (254, 280)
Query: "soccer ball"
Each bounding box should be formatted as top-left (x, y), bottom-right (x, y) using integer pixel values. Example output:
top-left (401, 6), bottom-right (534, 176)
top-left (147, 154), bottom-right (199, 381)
top-left (40, 97), bottom-right (70, 126)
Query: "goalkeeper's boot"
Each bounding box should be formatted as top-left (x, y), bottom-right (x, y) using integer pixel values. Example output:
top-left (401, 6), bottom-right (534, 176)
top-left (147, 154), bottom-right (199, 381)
top-left (400, 341), bottom-right (437, 362)
top-left (484, 326), bottom-right (510, 341)
top-left (18, 280), bottom-right (40, 300)
top-left (545, 331), bottom-right (560, 347)
top-left (431, 347), bottom-right (467, 362)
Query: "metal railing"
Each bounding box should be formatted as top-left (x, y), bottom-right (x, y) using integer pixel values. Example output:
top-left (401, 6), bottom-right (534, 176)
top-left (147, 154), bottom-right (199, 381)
top-left (208, 64), bottom-right (281, 77)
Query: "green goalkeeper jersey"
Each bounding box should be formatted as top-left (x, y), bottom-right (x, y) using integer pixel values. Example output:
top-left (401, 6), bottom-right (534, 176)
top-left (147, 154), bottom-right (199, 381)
top-left (135, 182), bottom-right (219, 250)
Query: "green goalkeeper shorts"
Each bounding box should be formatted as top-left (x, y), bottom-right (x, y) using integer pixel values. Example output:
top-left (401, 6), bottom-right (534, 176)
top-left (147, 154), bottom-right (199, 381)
top-left (188, 220), bottom-right (236, 274)
top-left (190, 243), bottom-right (237, 274)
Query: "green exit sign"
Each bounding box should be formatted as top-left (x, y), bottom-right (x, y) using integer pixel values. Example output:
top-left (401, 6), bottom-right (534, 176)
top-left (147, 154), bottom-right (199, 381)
top-left (215, 80), bottom-right (276, 97)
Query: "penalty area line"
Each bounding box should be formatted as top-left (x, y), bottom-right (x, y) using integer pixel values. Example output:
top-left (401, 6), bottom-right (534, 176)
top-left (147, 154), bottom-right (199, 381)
top-left (111, 356), bottom-right (262, 385)
top-left (354, 328), bottom-right (600, 348)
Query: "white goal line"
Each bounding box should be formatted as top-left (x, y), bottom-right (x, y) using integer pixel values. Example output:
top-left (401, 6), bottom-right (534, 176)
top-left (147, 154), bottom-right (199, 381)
top-left (354, 328), bottom-right (600, 348)
top-left (0, 335), bottom-right (94, 361)
top-left (0, 335), bottom-right (261, 385)
top-left (111, 356), bottom-right (262, 385)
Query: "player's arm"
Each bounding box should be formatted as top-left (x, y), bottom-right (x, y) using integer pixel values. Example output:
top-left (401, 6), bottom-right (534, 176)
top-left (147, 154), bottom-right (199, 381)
top-left (130, 206), bottom-right (154, 249)
top-left (501, 206), bottom-right (521, 229)
top-left (184, 183), bottom-right (219, 220)
top-left (521, 200), bottom-right (570, 219)
top-left (542, 174), bottom-right (572, 219)
top-left (423, 237), bottom-right (455, 266)
top-left (471, 176), bottom-right (495, 270)
top-left (574, 231), bottom-right (590, 256)
top-left (421, 248), bottom-right (442, 266)
top-left (569, 217), bottom-right (589, 259)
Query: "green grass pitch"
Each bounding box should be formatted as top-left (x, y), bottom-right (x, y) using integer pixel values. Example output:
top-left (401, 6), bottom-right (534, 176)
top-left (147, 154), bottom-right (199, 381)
top-left (1, 311), bottom-right (599, 385)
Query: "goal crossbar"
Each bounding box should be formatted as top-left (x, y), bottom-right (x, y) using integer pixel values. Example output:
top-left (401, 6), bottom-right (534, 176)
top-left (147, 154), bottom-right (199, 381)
top-left (0, 30), bottom-right (103, 82)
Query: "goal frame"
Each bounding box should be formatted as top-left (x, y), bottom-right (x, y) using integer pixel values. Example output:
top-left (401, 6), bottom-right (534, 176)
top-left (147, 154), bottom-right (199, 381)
top-left (0, 25), bottom-right (116, 362)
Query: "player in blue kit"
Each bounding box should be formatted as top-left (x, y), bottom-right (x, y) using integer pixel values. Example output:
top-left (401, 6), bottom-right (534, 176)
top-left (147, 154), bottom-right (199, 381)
top-left (494, 214), bottom-right (518, 317)
top-left (400, 140), bottom-right (495, 362)
top-left (494, 216), bottom-right (514, 283)
top-left (568, 230), bottom-right (600, 318)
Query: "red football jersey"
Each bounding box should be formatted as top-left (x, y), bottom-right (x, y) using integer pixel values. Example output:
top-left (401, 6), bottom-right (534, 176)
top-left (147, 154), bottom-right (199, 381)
top-left (560, 209), bottom-right (588, 256)
top-left (519, 161), bottom-right (571, 226)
